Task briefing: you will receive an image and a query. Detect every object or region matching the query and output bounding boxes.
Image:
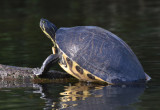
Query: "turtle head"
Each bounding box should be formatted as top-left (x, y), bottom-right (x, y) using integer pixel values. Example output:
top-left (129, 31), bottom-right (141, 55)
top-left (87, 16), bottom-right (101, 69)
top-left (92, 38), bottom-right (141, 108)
top-left (40, 18), bottom-right (57, 46)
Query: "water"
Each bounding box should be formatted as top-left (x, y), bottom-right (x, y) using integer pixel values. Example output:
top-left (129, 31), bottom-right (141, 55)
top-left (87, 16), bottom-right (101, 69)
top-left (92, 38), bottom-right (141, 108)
top-left (0, 0), bottom-right (160, 110)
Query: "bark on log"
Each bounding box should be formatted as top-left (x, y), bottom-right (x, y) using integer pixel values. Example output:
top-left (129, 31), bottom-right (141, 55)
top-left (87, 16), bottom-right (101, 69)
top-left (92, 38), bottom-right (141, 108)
top-left (0, 64), bottom-right (72, 81)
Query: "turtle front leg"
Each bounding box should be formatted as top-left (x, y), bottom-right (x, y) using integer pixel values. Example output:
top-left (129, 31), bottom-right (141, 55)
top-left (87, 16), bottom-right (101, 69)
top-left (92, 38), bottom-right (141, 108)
top-left (33, 54), bottom-right (59, 76)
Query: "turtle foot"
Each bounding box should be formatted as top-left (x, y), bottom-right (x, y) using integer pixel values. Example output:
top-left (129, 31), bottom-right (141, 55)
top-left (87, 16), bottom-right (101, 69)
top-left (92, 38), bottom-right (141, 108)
top-left (32, 68), bottom-right (43, 76)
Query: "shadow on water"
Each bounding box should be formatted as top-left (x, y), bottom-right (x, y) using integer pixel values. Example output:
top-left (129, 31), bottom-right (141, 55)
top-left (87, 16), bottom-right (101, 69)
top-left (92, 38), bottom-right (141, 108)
top-left (33, 82), bottom-right (145, 110)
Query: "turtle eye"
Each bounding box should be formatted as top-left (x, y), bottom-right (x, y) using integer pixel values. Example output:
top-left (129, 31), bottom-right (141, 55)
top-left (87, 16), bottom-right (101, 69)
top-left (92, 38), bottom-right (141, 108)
top-left (42, 20), bottom-right (46, 24)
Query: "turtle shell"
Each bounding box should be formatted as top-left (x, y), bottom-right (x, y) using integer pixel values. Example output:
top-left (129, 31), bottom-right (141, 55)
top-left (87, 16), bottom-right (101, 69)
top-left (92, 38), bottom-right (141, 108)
top-left (55, 26), bottom-right (146, 84)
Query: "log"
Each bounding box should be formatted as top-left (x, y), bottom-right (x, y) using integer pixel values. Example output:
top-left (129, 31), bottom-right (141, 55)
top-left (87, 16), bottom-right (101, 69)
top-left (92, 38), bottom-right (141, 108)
top-left (0, 64), bottom-right (73, 82)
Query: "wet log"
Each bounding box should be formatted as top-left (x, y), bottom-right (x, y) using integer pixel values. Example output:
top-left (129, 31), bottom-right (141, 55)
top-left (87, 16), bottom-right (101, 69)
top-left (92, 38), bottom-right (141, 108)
top-left (0, 64), bottom-right (72, 82)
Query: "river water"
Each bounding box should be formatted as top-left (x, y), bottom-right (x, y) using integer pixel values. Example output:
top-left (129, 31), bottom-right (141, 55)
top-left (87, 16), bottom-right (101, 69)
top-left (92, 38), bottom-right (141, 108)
top-left (0, 0), bottom-right (160, 110)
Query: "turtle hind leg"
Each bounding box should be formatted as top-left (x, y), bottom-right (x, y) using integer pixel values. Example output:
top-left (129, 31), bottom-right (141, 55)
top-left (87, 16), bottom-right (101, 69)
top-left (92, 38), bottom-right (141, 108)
top-left (33, 54), bottom-right (59, 76)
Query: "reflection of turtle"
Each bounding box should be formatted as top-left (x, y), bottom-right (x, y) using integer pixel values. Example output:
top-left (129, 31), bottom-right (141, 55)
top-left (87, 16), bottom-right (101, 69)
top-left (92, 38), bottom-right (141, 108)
top-left (34, 18), bottom-right (150, 84)
top-left (35, 82), bottom-right (146, 110)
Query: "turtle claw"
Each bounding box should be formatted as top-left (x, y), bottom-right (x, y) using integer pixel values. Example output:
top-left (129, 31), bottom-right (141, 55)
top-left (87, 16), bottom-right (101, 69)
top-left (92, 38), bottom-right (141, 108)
top-left (32, 68), bottom-right (43, 76)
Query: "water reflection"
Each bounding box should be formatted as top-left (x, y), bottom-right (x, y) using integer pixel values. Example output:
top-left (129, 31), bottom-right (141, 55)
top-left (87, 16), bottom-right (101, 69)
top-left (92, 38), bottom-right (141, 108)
top-left (34, 82), bottom-right (146, 110)
top-left (60, 83), bottom-right (103, 102)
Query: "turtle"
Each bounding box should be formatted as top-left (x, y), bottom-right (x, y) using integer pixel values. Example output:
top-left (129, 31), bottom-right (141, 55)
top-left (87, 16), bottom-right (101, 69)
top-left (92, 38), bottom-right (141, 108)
top-left (34, 18), bottom-right (151, 84)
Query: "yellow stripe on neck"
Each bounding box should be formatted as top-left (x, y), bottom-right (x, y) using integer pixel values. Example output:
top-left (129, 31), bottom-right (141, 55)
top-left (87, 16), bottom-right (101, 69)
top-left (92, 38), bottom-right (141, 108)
top-left (42, 25), bottom-right (56, 47)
